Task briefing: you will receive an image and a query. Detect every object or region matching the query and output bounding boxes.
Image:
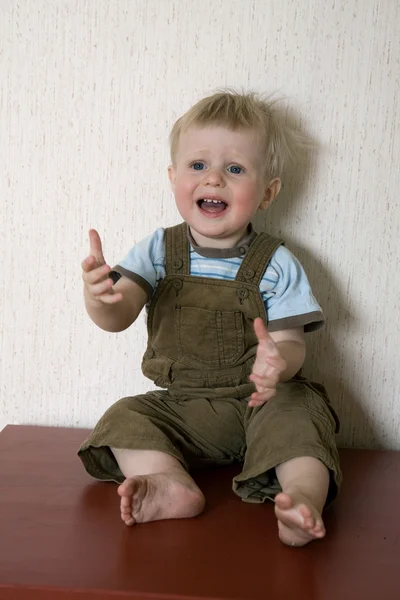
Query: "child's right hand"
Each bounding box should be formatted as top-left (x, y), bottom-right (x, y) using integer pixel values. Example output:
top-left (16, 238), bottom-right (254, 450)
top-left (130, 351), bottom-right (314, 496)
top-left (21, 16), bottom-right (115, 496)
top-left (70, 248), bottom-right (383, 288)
top-left (81, 229), bottom-right (123, 305)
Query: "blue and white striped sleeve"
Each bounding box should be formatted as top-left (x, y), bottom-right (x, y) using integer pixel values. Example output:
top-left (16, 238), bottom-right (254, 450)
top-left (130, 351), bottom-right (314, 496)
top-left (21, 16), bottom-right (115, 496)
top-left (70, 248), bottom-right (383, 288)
top-left (263, 245), bottom-right (325, 333)
top-left (111, 228), bottom-right (166, 300)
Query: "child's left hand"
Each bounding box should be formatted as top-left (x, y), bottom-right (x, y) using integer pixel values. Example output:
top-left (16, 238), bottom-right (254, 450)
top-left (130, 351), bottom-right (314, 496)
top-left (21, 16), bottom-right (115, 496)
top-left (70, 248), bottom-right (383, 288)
top-left (248, 318), bottom-right (287, 407)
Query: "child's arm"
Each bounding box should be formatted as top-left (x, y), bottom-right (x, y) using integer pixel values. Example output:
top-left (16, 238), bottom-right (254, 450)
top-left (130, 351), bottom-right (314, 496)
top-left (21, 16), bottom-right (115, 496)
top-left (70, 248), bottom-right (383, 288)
top-left (82, 229), bottom-right (147, 332)
top-left (248, 318), bottom-right (306, 407)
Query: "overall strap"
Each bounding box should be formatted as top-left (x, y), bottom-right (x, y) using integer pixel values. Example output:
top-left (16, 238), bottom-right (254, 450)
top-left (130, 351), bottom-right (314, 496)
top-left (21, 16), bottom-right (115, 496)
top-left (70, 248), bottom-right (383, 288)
top-left (235, 232), bottom-right (283, 287)
top-left (165, 222), bottom-right (190, 275)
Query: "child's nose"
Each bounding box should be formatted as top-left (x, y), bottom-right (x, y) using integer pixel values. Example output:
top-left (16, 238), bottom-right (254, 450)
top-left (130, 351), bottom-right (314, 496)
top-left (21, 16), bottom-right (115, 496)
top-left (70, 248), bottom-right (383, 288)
top-left (203, 168), bottom-right (225, 186)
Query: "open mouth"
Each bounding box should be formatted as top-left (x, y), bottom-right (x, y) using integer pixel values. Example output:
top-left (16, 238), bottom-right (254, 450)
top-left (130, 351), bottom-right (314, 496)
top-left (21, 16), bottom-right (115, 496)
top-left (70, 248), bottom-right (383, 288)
top-left (197, 198), bottom-right (228, 214)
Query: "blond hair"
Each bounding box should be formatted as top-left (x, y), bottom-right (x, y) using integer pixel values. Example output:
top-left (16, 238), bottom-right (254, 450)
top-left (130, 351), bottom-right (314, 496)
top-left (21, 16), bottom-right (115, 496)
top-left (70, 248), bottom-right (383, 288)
top-left (169, 90), bottom-right (309, 181)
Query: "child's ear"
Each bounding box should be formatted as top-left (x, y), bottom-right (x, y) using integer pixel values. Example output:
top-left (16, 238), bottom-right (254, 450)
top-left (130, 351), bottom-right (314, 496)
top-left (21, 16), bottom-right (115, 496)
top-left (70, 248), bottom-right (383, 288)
top-left (259, 178), bottom-right (281, 210)
top-left (168, 165), bottom-right (176, 191)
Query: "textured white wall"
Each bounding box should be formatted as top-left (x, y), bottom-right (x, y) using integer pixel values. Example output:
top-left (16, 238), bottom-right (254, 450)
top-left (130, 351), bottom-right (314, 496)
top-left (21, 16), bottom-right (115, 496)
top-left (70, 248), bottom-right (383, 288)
top-left (1, 0), bottom-right (399, 449)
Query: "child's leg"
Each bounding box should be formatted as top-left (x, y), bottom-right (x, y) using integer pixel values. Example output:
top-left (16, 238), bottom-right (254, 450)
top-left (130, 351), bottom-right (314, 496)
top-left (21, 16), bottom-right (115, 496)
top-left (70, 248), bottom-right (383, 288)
top-left (233, 381), bottom-right (341, 547)
top-left (274, 456), bottom-right (329, 547)
top-left (78, 390), bottom-right (245, 526)
top-left (111, 448), bottom-right (205, 526)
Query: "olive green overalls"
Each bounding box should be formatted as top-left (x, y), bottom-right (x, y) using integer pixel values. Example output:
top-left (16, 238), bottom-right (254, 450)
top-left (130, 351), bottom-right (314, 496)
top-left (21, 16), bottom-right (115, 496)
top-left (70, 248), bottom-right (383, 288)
top-left (79, 223), bottom-right (341, 504)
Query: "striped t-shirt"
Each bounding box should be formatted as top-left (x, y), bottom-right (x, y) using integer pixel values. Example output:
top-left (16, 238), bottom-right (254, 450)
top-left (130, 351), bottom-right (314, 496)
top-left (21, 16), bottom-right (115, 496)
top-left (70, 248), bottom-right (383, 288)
top-left (112, 227), bottom-right (324, 333)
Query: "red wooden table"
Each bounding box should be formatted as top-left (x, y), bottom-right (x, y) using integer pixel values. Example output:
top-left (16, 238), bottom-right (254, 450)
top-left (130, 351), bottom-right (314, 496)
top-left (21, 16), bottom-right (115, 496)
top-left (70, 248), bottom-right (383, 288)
top-left (0, 425), bottom-right (399, 600)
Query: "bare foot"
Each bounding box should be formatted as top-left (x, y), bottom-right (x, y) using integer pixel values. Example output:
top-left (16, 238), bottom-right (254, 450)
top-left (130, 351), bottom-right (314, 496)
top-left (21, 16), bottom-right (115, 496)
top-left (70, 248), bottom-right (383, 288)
top-left (274, 492), bottom-right (326, 547)
top-left (117, 470), bottom-right (205, 526)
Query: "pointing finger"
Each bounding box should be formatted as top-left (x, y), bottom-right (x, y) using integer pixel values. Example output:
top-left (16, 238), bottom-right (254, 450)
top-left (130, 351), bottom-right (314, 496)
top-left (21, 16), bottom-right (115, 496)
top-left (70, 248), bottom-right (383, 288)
top-left (253, 318), bottom-right (280, 356)
top-left (88, 229), bottom-right (105, 264)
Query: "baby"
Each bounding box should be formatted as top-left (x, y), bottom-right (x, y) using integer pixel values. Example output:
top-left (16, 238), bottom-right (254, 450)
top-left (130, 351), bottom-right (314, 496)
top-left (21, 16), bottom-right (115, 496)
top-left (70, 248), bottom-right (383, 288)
top-left (79, 90), bottom-right (341, 547)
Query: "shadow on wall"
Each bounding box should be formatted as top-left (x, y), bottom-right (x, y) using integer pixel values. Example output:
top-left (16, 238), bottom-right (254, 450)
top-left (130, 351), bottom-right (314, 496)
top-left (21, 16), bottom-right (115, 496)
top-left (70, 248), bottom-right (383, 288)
top-left (252, 109), bottom-right (380, 450)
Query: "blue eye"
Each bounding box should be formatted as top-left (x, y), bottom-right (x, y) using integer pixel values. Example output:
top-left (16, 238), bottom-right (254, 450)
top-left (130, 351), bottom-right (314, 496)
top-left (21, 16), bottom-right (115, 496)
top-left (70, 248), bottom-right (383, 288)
top-left (228, 165), bottom-right (243, 174)
top-left (191, 162), bottom-right (205, 170)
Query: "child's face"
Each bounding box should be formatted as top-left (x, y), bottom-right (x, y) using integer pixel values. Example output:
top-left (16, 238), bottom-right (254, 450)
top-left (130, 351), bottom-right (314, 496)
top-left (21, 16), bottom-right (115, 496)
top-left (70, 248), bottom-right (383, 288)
top-left (168, 125), bottom-right (280, 248)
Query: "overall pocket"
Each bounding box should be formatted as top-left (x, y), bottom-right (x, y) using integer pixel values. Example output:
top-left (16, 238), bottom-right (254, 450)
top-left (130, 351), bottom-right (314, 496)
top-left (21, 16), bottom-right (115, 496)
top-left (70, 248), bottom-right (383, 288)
top-left (175, 305), bottom-right (245, 366)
